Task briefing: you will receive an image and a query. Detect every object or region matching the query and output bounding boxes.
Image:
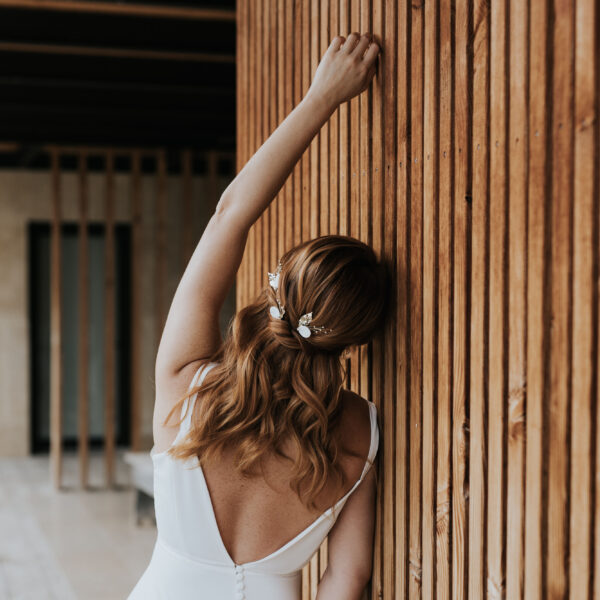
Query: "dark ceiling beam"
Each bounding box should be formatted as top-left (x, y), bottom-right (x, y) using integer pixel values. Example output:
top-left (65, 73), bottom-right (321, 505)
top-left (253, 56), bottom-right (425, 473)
top-left (0, 0), bottom-right (235, 21)
top-left (0, 76), bottom-right (231, 96)
top-left (0, 41), bottom-right (235, 63)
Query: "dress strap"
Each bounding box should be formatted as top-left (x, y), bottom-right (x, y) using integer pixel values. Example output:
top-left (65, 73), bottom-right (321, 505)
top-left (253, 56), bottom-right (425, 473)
top-left (358, 401), bottom-right (379, 480)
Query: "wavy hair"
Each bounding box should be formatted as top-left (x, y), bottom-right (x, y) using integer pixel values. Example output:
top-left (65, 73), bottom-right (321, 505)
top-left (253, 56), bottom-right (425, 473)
top-left (163, 234), bottom-right (390, 512)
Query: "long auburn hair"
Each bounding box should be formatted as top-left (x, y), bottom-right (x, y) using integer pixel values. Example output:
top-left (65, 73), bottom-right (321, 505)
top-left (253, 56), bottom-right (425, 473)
top-left (163, 234), bottom-right (390, 511)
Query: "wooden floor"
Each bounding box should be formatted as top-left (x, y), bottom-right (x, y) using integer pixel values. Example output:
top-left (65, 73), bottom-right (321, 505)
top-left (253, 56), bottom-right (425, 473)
top-left (0, 450), bottom-right (157, 600)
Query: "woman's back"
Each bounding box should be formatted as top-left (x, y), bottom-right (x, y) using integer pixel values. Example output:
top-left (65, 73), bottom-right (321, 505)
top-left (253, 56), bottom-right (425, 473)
top-left (129, 362), bottom-right (379, 600)
top-left (201, 379), bottom-right (373, 565)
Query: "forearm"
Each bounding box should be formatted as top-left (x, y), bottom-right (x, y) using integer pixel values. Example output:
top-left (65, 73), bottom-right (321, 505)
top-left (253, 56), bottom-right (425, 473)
top-left (217, 90), bottom-right (336, 228)
top-left (315, 568), bottom-right (368, 600)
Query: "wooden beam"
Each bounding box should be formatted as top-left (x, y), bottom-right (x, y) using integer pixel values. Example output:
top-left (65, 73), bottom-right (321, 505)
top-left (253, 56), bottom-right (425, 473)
top-left (49, 147), bottom-right (63, 489)
top-left (0, 0), bottom-right (235, 21)
top-left (39, 144), bottom-right (235, 160)
top-left (207, 151), bottom-right (219, 212)
top-left (0, 41), bottom-right (235, 64)
top-left (181, 149), bottom-right (194, 268)
top-left (77, 151), bottom-right (89, 488)
top-left (130, 151), bottom-right (142, 452)
top-left (155, 150), bottom-right (168, 347)
top-left (104, 150), bottom-right (116, 487)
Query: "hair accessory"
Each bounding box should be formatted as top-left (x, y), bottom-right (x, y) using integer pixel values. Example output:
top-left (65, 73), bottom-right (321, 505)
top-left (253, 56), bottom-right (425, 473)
top-left (296, 312), bottom-right (332, 338)
top-left (267, 262), bottom-right (333, 338)
top-left (268, 261), bottom-right (282, 290)
top-left (268, 261), bottom-right (285, 319)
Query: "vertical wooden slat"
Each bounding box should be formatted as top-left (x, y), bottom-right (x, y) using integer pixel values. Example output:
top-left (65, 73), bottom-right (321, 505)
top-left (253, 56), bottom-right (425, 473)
top-left (286, 0), bottom-right (296, 253)
top-left (49, 147), bottom-right (63, 489)
top-left (382, 0), bottom-right (397, 595)
top-left (269, 0), bottom-right (277, 270)
top-left (436, 0), bottom-right (453, 595)
top-left (409, 0), bottom-right (424, 594)
top-left (252, 0), bottom-right (262, 298)
top-left (487, 0), bottom-right (506, 594)
top-left (104, 149), bottom-right (116, 487)
top-left (396, 0), bottom-right (410, 596)
top-left (208, 151), bottom-right (219, 212)
top-left (524, 1), bottom-right (550, 598)
top-left (278, 0), bottom-right (287, 260)
top-left (348, 0), bottom-right (360, 402)
top-left (370, 0), bottom-right (384, 596)
top-left (156, 150), bottom-right (168, 339)
top-left (422, 0), bottom-right (438, 593)
top-left (338, 0), bottom-right (350, 238)
top-left (358, 0), bottom-right (371, 447)
top-left (319, 0), bottom-right (329, 237)
top-left (78, 151), bottom-right (89, 486)
top-left (182, 150), bottom-right (194, 268)
top-left (296, 0), bottom-right (305, 247)
top-left (236, 0), bottom-right (246, 309)
top-left (506, 0), bottom-right (528, 596)
top-left (262, 0), bottom-right (270, 283)
top-left (452, 0), bottom-right (470, 596)
top-left (310, 552), bottom-right (319, 599)
top-left (246, 0), bottom-right (256, 305)
top-left (328, 0), bottom-right (339, 235)
top-left (469, 0), bottom-right (489, 597)
top-left (547, 0), bottom-right (574, 595)
top-left (130, 150), bottom-right (142, 452)
top-left (310, 0), bottom-right (320, 242)
top-left (568, 0), bottom-right (596, 595)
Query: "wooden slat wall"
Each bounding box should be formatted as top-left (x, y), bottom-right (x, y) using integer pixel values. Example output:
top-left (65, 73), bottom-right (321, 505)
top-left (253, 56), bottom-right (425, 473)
top-left (235, 1), bottom-right (599, 597)
top-left (47, 147), bottom-right (234, 488)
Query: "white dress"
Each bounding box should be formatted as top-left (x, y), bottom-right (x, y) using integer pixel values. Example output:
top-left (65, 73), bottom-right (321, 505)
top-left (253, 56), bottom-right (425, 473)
top-left (127, 362), bottom-right (379, 600)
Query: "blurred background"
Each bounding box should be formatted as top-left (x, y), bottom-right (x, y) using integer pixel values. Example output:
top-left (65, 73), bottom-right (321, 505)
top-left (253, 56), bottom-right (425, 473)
top-left (0, 1), bottom-right (236, 598)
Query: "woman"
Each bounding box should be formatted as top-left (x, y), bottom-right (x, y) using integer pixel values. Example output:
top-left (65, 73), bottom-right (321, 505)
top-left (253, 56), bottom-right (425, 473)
top-left (128, 31), bottom-right (387, 600)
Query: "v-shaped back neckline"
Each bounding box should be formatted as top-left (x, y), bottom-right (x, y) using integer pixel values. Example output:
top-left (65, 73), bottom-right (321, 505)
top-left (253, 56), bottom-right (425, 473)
top-left (171, 361), bottom-right (378, 568)
top-left (194, 451), bottom-right (369, 568)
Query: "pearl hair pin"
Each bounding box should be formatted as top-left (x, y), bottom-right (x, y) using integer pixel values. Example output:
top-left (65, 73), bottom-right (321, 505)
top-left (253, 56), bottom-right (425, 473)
top-left (267, 261), bottom-right (333, 339)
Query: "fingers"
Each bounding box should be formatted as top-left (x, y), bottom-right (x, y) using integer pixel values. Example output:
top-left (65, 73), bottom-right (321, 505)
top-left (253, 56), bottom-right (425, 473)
top-left (328, 36), bottom-right (345, 53)
top-left (340, 32), bottom-right (361, 54)
top-left (352, 33), bottom-right (372, 59)
top-left (362, 41), bottom-right (380, 66)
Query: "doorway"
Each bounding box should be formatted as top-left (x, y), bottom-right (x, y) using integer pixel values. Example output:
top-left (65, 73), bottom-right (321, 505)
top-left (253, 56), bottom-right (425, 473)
top-left (29, 222), bottom-right (131, 453)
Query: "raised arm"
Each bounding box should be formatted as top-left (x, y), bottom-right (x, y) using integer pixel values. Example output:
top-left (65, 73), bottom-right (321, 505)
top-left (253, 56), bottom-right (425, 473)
top-left (154, 33), bottom-right (380, 423)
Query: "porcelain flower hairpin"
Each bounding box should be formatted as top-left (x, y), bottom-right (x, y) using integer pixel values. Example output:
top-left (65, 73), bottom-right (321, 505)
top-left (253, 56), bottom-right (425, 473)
top-left (267, 262), bottom-right (332, 339)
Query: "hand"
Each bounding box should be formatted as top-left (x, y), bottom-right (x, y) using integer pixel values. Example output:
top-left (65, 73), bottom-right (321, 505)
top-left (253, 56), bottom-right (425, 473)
top-left (307, 33), bottom-right (381, 109)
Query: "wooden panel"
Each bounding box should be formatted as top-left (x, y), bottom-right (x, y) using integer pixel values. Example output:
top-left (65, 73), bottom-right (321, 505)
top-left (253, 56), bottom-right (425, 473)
top-left (130, 150), bottom-right (143, 452)
top-left (506, 0), bottom-right (528, 596)
top-left (235, 0), bottom-right (600, 596)
top-left (155, 150), bottom-right (168, 344)
top-left (77, 151), bottom-right (89, 487)
top-left (104, 150), bottom-right (116, 487)
top-left (547, 0), bottom-right (574, 595)
top-left (49, 147), bottom-right (63, 489)
top-left (569, 0), bottom-right (596, 596)
top-left (524, 0), bottom-right (550, 597)
top-left (437, 0), bottom-right (453, 595)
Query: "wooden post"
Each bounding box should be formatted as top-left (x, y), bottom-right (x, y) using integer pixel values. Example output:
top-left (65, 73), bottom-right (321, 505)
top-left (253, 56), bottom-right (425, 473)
top-left (104, 150), bottom-right (116, 487)
top-left (156, 150), bottom-right (168, 346)
top-left (207, 151), bottom-right (219, 213)
top-left (49, 147), bottom-right (63, 489)
top-left (130, 150), bottom-right (142, 451)
top-left (78, 151), bottom-right (89, 487)
top-left (182, 149), bottom-right (194, 269)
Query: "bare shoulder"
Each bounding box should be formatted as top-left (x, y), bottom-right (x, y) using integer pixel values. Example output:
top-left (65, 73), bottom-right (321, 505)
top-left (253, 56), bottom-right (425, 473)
top-left (336, 388), bottom-right (373, 461)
